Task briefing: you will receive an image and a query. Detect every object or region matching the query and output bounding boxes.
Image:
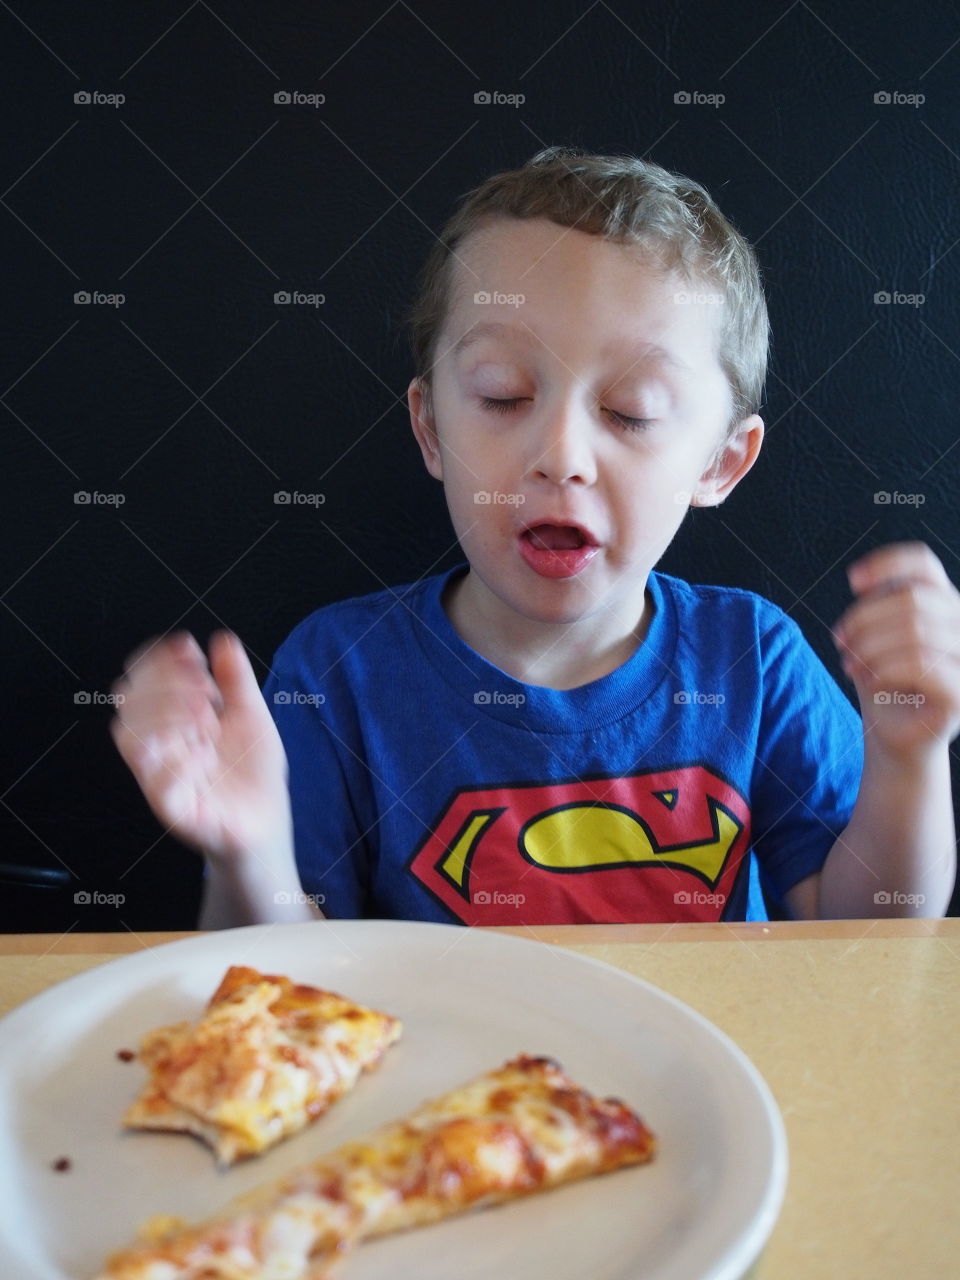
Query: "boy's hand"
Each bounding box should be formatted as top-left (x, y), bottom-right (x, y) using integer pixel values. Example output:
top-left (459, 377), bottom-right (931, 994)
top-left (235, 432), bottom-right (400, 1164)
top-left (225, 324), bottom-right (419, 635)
top-left (110, 631), bottom-right (291, 863)
top-left (832, 542), bottom-right (960, 757)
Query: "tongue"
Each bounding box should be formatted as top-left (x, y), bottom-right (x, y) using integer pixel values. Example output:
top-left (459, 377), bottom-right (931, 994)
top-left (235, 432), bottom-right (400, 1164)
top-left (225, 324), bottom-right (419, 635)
top-left (527, 524), bottom-right (585, 551)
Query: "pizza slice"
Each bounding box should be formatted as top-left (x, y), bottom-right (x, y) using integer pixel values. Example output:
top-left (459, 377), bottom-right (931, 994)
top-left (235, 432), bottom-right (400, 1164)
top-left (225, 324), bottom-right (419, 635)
top-left (122, 965), bottom-right (402, 1165)
top-left (98, 1053), bottom-right (656, 1280)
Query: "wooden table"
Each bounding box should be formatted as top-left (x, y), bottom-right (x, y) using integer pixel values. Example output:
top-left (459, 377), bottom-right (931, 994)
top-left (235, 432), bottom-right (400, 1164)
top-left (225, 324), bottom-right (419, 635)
top-left (1, 918), bottom-right (957, 1279)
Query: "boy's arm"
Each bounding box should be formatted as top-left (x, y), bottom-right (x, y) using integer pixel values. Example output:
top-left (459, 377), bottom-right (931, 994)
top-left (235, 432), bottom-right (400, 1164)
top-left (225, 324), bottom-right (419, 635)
top-left (198, 834), bottom-right (325, 929)
top-left (786, 543), bottom-right (960, 920)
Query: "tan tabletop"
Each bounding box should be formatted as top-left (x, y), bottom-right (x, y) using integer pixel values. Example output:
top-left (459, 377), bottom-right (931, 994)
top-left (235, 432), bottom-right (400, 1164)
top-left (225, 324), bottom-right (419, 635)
top-left (0, 918), bottom-right (957, 1279)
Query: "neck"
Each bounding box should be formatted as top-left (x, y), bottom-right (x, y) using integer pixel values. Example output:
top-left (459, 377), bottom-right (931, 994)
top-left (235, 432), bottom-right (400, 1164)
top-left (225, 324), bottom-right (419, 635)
top-left (443, 569), bottom-right (652, 691)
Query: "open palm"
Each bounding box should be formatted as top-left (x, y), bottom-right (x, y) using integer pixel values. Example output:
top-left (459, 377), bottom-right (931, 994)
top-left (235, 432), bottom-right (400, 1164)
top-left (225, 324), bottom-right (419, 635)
top-left (111, 631), bottom-right (291, 862)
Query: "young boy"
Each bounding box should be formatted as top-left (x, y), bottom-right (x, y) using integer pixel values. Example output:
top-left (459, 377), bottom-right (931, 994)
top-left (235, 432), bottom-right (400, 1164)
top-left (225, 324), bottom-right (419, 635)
top-left (111, 147), bottom-right (960, 928)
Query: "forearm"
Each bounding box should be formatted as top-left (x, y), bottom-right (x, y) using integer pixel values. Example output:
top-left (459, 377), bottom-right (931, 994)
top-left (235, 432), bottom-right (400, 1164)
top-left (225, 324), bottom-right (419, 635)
top-left (197, 835), bottom-right (326, 929)
top-left (819, 739), bottom-right (957, 918)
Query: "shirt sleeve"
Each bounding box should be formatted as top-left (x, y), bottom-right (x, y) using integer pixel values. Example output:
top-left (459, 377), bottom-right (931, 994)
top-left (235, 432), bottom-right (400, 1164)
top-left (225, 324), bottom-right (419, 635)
top-left (262, 644), bottom-right (371, 918)
top-left (750, 610), bottom-right (864, 908)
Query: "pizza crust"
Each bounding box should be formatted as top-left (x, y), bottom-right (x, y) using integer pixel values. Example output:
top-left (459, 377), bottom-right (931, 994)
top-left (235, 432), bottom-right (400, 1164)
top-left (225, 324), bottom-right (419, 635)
top-left (100, 1054), bottom-right (655, 1280)
top-left (122, 965), bottom-right (402, 1165)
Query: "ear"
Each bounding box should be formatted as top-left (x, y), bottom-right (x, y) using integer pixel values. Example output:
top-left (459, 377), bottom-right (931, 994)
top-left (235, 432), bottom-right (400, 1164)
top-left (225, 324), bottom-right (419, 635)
top-left (408, 377), bottom-right (444, 482)
top-left (691, 414), bottom-right (765, 507)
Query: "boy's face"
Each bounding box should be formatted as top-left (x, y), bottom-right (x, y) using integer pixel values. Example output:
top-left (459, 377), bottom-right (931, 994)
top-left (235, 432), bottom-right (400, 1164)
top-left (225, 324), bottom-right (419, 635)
top-left (409, 217), bottom-right (763, 630)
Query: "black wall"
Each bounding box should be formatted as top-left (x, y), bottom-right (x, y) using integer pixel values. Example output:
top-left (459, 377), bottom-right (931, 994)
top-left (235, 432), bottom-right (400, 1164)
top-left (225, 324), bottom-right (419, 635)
top-left (2, 1), bottom-right (958, 929)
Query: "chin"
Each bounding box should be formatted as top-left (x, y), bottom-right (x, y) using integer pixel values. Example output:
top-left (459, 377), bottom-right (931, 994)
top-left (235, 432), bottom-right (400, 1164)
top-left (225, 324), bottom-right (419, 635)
top-left (505, 576), bottom-right (602, 624)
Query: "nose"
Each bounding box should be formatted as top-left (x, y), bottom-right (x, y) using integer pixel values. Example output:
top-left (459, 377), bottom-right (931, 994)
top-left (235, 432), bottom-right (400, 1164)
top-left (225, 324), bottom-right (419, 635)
top-left (526, 394), bottom-right (598, 486)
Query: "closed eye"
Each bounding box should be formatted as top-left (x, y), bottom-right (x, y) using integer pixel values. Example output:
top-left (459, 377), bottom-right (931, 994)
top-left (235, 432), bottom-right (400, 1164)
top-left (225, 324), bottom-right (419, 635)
top-left (479, 397), bottom-right (652, 432)
top-left (479, 396), bottom-right (526, 415)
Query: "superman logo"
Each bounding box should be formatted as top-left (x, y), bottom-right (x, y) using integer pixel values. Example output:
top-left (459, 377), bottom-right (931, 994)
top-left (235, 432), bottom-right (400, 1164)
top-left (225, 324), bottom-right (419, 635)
top-left (407, 765), bottom-right (751, 924)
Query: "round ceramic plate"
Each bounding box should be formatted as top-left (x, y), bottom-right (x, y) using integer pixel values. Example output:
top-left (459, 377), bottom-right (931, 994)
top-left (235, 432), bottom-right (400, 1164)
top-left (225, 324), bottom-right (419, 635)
top-left (0, 920), bottom-right (787, 1279)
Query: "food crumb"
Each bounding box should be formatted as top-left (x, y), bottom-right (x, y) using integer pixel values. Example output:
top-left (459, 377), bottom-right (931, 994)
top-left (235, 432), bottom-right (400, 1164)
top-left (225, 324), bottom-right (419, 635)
top-left (52, 1157), bottom-right (71, 1172)
top-left (116, 1048), bottom-right (135, 1062)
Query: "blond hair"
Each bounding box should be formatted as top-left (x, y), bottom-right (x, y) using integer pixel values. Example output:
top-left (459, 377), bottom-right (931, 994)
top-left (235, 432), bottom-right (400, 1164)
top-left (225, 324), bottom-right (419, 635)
top-left (405, 146), bottom-right (769, 436)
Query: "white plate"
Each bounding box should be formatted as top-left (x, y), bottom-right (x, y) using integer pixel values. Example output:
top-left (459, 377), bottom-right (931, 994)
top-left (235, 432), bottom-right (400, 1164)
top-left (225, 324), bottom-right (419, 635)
top-left (0, 921), bottom-right (787, 1280)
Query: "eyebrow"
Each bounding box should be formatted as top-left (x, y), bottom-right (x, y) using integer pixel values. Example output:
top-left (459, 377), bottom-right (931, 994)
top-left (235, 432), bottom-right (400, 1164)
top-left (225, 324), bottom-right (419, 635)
top-left (452, 321), bottom-right (692, 372)
top-left (451, 322), bottom-right (537, 357)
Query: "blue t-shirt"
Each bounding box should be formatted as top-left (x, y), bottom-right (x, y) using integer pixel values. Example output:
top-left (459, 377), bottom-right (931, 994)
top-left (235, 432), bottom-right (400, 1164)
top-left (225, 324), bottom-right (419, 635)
top-left (263, 564), bottom-right (863, 924)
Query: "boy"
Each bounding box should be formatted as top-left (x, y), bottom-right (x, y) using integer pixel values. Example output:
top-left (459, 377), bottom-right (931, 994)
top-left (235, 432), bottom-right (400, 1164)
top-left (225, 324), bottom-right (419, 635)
top-left (111, 147), bottom-right (960, 928)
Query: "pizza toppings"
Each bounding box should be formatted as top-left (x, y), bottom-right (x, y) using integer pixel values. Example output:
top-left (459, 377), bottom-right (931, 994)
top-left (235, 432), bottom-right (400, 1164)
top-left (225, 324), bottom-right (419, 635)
top-left (121, 965), bottom-right (402, 1165)
top-left (97, 1054), bottom-right (655, 1280)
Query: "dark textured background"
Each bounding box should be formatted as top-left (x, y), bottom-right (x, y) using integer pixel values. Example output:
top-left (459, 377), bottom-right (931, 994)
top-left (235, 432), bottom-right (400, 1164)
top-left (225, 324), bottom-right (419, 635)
top-left (2, 1), bottom-right (957, 929)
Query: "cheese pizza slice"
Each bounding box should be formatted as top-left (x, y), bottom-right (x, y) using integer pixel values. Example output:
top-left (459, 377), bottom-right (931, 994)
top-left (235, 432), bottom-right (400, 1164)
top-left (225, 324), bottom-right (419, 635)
top-left (99, 1054), bottom-right (656, 1280)
top-left (122, 965), bottom-right (402, 1165)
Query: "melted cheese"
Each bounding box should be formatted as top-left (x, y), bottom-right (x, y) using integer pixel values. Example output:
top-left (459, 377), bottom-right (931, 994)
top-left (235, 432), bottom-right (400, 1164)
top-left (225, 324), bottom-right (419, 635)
top-left (99, 1055), bottom-right (655, 1280)
top-left (123, 967), bottom-right (402, 1164)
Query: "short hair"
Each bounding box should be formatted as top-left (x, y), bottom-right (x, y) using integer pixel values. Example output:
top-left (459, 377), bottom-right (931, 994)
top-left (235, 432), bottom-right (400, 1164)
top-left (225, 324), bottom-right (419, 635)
top-left (405, 146), bottom-right (769, 437)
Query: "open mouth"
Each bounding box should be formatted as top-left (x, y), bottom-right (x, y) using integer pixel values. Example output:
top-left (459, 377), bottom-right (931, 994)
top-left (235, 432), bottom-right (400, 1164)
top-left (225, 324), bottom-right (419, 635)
top-left (517, 523), bottom-right (600, 579)
top-left (522, 524), bottom-right (593, 551)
